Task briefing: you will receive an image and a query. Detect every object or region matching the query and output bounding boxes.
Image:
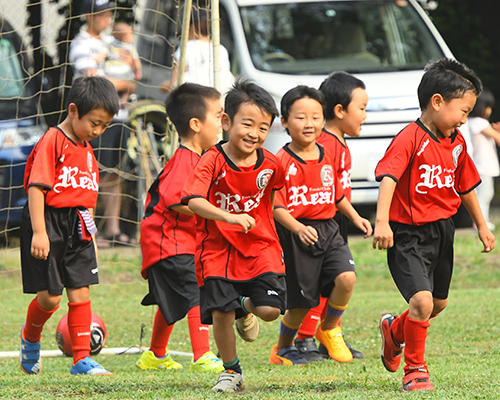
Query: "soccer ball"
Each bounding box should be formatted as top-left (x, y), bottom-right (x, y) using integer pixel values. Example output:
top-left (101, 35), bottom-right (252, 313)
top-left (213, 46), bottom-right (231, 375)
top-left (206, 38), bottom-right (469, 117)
top-left (55, 312), bottom-right (107, 357)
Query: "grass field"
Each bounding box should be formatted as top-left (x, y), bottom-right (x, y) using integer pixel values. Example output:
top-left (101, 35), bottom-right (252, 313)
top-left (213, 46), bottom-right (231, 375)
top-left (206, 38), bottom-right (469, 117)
top-left (1, 227), bottom-right (500, 399)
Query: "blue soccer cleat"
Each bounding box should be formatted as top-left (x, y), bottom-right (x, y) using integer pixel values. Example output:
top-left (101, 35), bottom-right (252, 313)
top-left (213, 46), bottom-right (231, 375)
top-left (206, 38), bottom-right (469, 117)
top-left (19, 324), bottom-right (42, 375)
top-left (70, 357), bottom-right (113, 376)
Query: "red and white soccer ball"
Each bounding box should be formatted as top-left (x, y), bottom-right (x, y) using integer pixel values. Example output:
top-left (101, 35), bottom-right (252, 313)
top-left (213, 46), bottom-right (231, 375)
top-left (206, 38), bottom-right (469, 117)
top-left (55, 312), bottom-right (107, 357)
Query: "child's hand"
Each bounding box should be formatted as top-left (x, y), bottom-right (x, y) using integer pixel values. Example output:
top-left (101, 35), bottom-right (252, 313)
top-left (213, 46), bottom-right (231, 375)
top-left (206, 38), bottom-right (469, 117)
top-left (372, 221), bottom-right (393, 250)
top-left (354, 217), bottom-right (373, 239)
top-left (31, 231), bottom-right (50, 260)
top-left (478, 226), bottom-right (495, 253)
top-left (93, 52), bottom-right (108, 63)
top-left (297, 226), bottom-right (318, 246)
top-left (226, 213), bottom-right (255, 233)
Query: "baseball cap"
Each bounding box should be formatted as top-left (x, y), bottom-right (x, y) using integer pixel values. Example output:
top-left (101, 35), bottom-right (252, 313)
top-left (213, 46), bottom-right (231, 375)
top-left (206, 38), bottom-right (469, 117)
top-left (83, 0), bottom-right (115, 14)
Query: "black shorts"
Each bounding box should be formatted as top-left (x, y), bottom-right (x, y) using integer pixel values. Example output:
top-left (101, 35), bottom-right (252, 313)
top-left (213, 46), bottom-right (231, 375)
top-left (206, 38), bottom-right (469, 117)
top-left (199, 274), bottom-right (286, 325)
top-left (333, 212), bottom-right (349, 243)
top-left (388, 218), bottom-right (455, 302)
top-left (277, 218), bottom-right (355, 309)
top-left (20, 204), bottom-right (99, 295)
top-left (90, 121), bottom-right (131, 171)
top-left (141, 255), bottom-right (200, 325)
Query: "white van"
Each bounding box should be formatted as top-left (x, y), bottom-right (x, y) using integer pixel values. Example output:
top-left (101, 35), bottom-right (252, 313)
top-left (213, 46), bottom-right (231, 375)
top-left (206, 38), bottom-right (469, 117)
top-left (137, 0), bottom-right (456, 206)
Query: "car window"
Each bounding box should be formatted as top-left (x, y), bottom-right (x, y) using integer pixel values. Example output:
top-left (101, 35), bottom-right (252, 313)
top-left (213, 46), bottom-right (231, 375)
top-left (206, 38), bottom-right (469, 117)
top-left (239, 0), bottom-right (444, 74)
top-left (0, 38), bottom-right (24, 98)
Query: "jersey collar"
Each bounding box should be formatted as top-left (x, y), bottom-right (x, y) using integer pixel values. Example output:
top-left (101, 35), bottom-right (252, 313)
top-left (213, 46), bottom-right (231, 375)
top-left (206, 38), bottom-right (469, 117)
top-left (215, 141), bottom-right (264, 171)
top-left (283, 143), bottom-right (324, 163)
top-left (321, 128), bottom-right (347, 148)
top-left (416, 118), bottom-right (459, 143)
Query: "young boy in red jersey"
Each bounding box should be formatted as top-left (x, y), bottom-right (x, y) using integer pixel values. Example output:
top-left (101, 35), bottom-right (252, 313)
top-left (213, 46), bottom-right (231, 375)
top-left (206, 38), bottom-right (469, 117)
top-left (295, 72), bottom-right (368, 362)
top-left (269, 85), bottom-right (372, 366)
top-left (181, 79), bottom-right (286, 392)
top-left (136, 83), bottom-right (224, 373)
top-left (373, 58), bottom-right (495, 391)
top-left (19, 76), bottom-right (119, 375)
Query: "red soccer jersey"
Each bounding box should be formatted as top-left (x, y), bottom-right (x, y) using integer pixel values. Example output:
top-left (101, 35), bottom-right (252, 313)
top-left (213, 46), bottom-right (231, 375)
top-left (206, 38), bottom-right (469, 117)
top-left (317, 128), bottom-right (352, 202)
top-left (181, 143), bottom-right (286, 285)
top-left (274, 144), bottom-right (345, 220)
top-left (375, 120), bottom-right (481, 225)
top-left (140, 146), bottom-right (200, 278)
top-left (24, 127), bottom-right (99, 208)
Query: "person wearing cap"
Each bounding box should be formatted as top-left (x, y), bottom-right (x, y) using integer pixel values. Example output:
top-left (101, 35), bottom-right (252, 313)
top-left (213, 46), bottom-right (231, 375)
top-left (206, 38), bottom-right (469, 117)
top-left (69, 0), bottom-right (138, 247)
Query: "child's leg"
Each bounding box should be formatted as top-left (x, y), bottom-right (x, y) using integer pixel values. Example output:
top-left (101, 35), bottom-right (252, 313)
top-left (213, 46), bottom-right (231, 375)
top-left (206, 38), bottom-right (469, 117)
top-left (297, 297), bottom-right (327, 340)
top-left (67, 287), bottom-right (91, 364)
top-left (241, 297), bottom-right (281, 322)
top-left (23, 291), bottom-right (61, 343)
top-left (150, 308), bottom-right (174, 358)
top-left (322, 271), bottom-right (355, 330)
top-left (277, 309), bottom-right (310, 350)
top-left (212, 309), bottom-right (241, 373)
top-left (187, 305), bottom-right (210, 361)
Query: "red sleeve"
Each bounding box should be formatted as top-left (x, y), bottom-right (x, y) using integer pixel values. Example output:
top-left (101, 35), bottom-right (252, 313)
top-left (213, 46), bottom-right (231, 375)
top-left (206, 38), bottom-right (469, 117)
top-left (455, 146), bottom-right (481, 194)
top-left (26, 130), bottom-right (58, 190)
top-left (273, 162), bottom-right (285, 191)
top-left (181, 149), bottom-right (217, 202)
top-left (163, 150), bottom-right (199, 209)
top-left (334, 171), bottom-right (345, 203)
top-left (375, 128), bottom-right (415, 182)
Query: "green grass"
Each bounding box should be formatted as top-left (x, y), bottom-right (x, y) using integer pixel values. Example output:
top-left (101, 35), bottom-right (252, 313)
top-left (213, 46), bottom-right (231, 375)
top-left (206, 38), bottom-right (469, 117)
top-left (1, 227), bottom-right (500, 398)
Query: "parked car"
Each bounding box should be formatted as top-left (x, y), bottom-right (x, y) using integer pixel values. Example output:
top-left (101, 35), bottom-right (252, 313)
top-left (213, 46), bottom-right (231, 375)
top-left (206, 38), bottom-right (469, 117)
top-left (0, 17), bottom-right (46, 229)
top-left (137, 0), bottom-right (459, 208)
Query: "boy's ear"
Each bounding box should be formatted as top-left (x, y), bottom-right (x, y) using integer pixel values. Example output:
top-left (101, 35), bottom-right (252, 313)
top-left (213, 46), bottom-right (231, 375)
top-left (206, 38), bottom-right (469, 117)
top-left (221, 113), bottom-right (231, 131)
top-left (68, 103), bottom-right (79, 119)
top-left (281, 115), bottom-right (288, 129)
top-left (333, 104), bottom-right (345, 120)
top-left (430, 93), bottom-right (444, 111)
top-left (189, 117), bottom-right (201, 133)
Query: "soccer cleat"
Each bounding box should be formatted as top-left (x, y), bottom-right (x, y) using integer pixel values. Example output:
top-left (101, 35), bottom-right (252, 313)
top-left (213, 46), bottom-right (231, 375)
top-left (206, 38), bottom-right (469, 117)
top-left (136, 350), bottom-right (183, 370)
top-left (212, 369), bottom-right (243, 392)
top-left (19, 324), bottom-right (42, 375)
top-left (379, 314), bottom-right (404, 372)
top-left (403, 368), bottom-right (435, 391)
top-left (70, 357), bottom-right (113, 375)
top-left (294, 338), bottom-right (324, 362)
top-left (269, 344), bottom-right (309, 366)
top-left (319, 339), bottom-right (364, 359)
top-left (315, 325), bottom-right (353, 363)
top-left (235, 313), bottom-right (259, 342)
top-left (190, 351), bottom-right (224, 373)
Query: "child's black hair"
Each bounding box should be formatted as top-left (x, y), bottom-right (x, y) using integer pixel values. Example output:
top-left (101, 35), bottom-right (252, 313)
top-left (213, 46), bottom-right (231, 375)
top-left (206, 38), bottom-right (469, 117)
top-left (165, 82), bottom-right (221, 137)
top-left (66, 76), bottom-right (120, 118)
top-left (319, 71), bottom-right (366, 120)
top-left (418, 58), bottom-right (482, 111)
top-left (224, 78), bottom-right (278, 125)
top-left (280, 85), bottom-right (325, 136)
top-left (470, 89), bottom-right (495, 118)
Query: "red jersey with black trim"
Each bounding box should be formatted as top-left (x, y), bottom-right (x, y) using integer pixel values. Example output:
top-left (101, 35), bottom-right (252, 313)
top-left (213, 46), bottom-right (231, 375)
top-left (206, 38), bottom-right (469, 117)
top-left (317, 128), bottom-right (352, 201)
top-left (140, 145), bottom-right (200, 278)
top-left (274, 144), bottom-right (345, 220)
top-left (375, 120), bottom-right (481, 225)
top-left (24, 127), bottom-right (98, 208)
top-left (181, 143), bottom-right (286, 285)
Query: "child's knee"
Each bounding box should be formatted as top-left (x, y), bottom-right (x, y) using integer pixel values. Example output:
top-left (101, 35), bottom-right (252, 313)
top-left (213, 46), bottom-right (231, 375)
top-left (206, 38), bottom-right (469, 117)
top-left (212, 309), bottom-right (235, 325)
top-left (334, 271), bottom-right (356, 292)
top-left (37, 292), bottom-right (62, 311)
top-left (255, 306), bottom-right (280, 322)
top-left (409, 291), bottom-right (434, 319)
top-left (432, 298), bottom-right (448, 316)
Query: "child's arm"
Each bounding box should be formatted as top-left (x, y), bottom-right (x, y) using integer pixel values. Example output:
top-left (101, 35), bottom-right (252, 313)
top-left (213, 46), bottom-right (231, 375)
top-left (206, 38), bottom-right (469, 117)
top-left (460, 190), bottom-right (495, 253)
top-left (170, 205), bottom-right (195, 217)
top-left (485, 123), bottom-right (500, 146)
top-left (372, 176), bottom-right (397, 249)
top-left (273, 207), bottom-right (318, 246)
top-left (28, 186), bottom-right (50, 260)
top-left (188, 197), bottom-right (255, 233)
top-left (336, 198), bottom-right (372, 238)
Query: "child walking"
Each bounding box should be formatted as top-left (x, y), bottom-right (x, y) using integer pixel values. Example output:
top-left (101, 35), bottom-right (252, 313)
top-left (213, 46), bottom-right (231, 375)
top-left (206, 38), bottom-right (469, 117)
top-left (269, 85), bottom-right (372, 366)
top-left (136, 83), bottom-right (224, 373)
top-left (19, 76), bottom-right (119, 375)
top-left (373, 58), bottom-right (495, 391)
top-left (181, 79), bottom-right (286, 392)
top-left (295, 72), bottom-right (368, 361)
top-left (469, 89), bottom-right (500, 231)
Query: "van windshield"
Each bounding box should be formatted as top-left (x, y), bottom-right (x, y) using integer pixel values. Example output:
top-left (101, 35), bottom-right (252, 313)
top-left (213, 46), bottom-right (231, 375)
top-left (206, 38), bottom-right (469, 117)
top-left (0, 38), bottom-right (25, 98)
top-left (239, 0), bottom-right (444, 74)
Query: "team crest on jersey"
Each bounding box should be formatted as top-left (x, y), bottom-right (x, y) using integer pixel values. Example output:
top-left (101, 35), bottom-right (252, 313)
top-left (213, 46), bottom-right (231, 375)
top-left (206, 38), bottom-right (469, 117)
top-left (321, 165), bottom-right (334, 187)
top-left (452, 145), bottom-right (463, 167)
top-left (87, 152), bottom-right (93, 172)
top-left (257, 169), bottom-right (274, 190)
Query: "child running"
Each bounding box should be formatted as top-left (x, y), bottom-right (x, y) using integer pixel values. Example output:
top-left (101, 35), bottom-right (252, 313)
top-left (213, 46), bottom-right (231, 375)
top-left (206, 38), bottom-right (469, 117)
top-left (373, 58), bottom-right (495, 391)
top-left (270, 85), bottom-right (372, 366)
top-left (295, 72), bottom-right (368, 361)
top-left (136, 83), bottom-right (224, 373)
top-left (19, 76), bottom-right (119, 375)
top-left (181, 79), bottom-right (286, 392)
